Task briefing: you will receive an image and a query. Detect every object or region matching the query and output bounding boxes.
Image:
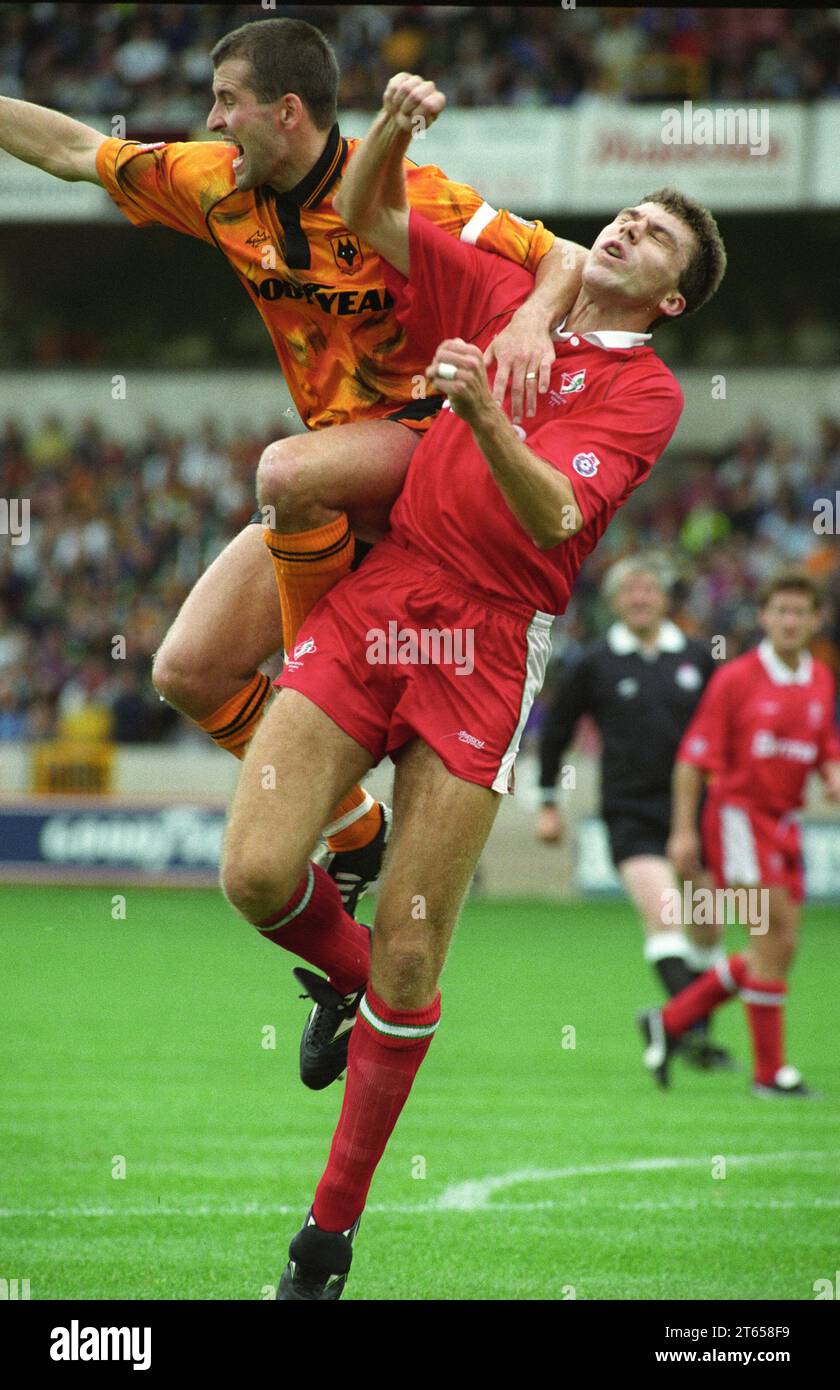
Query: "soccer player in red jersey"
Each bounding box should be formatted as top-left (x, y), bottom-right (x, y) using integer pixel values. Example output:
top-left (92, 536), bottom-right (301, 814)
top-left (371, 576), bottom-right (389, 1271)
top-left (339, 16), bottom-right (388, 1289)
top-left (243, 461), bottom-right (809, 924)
top-left (640, 573), bottom-right (840, 1098)
top-left (219, 74), bottom-right (727, 1297)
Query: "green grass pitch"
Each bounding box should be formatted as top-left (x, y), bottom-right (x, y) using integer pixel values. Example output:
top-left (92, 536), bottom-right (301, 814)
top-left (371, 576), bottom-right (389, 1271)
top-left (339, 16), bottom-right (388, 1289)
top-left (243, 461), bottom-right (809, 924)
top-left (1, 885), bottom-right (838, 1301)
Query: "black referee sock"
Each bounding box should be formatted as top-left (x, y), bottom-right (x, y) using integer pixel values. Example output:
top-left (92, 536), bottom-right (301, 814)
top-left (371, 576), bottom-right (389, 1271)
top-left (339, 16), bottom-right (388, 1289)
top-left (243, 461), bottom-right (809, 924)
top-left (653, 959), bottom-right (708, 1035)
top-left (653, 954), bottom-right (695, 998)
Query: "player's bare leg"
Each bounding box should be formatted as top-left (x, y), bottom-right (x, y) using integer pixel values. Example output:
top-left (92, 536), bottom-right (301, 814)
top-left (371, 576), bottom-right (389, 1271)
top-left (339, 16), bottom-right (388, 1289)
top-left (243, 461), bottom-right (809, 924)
top-left (743, 885), bottom-right (798, 981)
top-left (220, 687), bottom-right (375, 985)
top-left (643, 883), bottom-right (815, 1095)
top-left (257, 416), bottom-right (419, 540)
top-left (369, 738), bottom-right (502, 1007)
top-left (278, 740), bottom-right (501, 1300)
top-left (152, 523), bottom-right (281, 753)
top-left (221, 688), bottom-right (373, 915)
top-left (620, 855), bottom-right (731, 1069)
top-left (154, 418), bottom-right (420, 885)
top-left (256, 417), bottom-right (420, 863)
top-left (152, 418), bottom-right (417, 738)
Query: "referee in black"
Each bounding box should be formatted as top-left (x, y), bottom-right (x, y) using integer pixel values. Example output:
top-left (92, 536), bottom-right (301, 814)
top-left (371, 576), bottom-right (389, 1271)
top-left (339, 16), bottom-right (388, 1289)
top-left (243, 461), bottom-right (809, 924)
top-left (537, 554), bottom-right (734, 1070)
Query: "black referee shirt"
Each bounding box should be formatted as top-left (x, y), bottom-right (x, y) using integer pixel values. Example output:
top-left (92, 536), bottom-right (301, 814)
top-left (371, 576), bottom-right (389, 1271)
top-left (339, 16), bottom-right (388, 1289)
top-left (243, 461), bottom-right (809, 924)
top-left (539, 622), bottom-right (715, 818)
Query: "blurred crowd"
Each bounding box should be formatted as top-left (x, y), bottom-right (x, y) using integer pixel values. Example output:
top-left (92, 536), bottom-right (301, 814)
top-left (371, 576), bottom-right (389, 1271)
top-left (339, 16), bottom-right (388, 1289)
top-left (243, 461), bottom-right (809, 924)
top-left (2, 5), bottom-right (839, 121)
top-left (0, 412), bottom-right (292, 743)
top-left (1, 411), bottom-right (839, 745)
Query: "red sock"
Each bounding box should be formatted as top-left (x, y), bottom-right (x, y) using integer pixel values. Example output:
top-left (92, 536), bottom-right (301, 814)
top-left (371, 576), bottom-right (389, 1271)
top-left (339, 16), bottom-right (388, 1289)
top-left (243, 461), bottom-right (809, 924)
top-left (662, 954), bottom-right (749, 1036)
top-left (312, 985), bottom-right (441, 1232)
top-left (257, 863), bottom-right (370, 996)
top-left (741, 974), bottom-right (787, 1085)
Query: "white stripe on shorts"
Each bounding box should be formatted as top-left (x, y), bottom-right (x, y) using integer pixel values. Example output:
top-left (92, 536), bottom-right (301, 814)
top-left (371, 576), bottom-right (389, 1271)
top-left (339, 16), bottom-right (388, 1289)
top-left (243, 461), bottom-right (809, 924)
top-left (720, 803), bottom-right (760, 887)
top-left (492, 610), bottom-right (554, 795)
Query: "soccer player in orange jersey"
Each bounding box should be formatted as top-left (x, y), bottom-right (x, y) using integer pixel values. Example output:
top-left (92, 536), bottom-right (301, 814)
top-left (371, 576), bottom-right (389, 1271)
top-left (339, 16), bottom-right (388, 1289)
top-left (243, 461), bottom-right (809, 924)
top-left (0, 17), bottom-right (587, 905)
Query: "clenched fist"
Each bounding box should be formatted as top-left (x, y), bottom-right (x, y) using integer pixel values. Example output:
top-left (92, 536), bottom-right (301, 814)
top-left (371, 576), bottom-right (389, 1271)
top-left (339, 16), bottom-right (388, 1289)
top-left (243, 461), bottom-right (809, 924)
top-left (382, 73), bottom-right (446, 135)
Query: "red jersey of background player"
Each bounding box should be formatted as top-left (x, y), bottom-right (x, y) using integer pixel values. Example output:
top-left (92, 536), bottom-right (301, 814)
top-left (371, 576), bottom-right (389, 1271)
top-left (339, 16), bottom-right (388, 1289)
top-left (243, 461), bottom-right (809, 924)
top-left (379, 209), bottom-right (684, 615)
top-left (678, 639), bottom-right (840, 816)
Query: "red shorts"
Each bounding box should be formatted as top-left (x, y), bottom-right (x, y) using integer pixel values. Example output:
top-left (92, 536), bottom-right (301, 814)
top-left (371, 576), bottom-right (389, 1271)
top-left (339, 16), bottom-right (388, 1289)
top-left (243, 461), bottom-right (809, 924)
top-left (701, 797), bottom-right (805, 903)
top-left (275, 537), bottom-right (554, 793)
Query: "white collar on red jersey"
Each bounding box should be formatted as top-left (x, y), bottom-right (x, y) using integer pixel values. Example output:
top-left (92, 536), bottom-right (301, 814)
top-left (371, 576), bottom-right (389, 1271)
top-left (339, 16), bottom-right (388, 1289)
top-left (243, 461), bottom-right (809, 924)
top-left (607, 620), bottom-right (686, 658)
top-left (758, 637), bottom-right (813, 685)
top-left (551, 315), bottom-right (651, 350)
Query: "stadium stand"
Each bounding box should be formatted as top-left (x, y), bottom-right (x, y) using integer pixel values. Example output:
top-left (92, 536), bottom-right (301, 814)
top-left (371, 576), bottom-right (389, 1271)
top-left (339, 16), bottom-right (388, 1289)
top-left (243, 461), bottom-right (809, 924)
top-left (2, 5), bottom-right (840, 114)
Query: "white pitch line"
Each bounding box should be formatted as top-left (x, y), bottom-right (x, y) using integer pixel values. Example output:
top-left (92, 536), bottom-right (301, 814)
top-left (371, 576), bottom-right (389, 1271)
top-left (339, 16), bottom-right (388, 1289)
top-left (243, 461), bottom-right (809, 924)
top-left (434, 1150), bottom-right (840, 1211)
top-left (1, 1151), bottom-right (836, 1220)
top-left (1, 1198), bottom-right (839, 1219)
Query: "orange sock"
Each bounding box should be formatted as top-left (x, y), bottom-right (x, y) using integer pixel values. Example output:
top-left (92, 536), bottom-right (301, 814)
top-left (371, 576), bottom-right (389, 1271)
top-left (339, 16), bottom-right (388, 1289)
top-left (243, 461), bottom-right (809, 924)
top-left (199, 671), bottom-right (273, 758)
top-left (263, 514), bottom-right (354, 656)
top-left (325, 790), bottom-right (383, 853)
top-left (263, 515), bottom-right (381, 853)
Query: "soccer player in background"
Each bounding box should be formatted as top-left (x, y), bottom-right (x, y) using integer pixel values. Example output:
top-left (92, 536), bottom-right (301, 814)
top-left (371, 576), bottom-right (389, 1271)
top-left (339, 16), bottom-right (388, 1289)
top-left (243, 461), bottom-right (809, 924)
top-left (640, 573), bottom-right (840, 1097)
top-left (0, 16), bottom-right (586, 915)
top-left (537, 554), bottom-right (734, 1070)
top-left (219, 73), bottom-right (727, 1297)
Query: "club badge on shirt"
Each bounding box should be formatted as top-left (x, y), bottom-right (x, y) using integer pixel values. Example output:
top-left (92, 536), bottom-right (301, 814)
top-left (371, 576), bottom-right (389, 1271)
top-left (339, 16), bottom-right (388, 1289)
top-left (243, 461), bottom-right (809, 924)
top-left (572, 451), bottom-right (600, 477)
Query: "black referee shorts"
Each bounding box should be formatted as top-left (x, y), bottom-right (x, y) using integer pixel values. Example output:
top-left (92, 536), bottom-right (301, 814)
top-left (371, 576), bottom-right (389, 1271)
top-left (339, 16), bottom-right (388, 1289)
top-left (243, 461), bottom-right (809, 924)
top-left (603, 805), bottom-right (671, 868)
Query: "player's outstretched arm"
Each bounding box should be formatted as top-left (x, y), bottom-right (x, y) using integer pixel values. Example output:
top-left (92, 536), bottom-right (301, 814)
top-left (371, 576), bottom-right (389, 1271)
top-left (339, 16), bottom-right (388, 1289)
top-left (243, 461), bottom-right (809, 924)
top-left (0, 95), bottom-right (104, 183)
top-left (333, 74), bottom-right (445, 276)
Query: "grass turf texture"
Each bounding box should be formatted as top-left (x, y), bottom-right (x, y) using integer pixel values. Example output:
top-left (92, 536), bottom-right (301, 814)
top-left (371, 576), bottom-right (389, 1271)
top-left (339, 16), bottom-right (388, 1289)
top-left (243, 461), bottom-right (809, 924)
top-left (1, 886), bottom-right (838, 1301)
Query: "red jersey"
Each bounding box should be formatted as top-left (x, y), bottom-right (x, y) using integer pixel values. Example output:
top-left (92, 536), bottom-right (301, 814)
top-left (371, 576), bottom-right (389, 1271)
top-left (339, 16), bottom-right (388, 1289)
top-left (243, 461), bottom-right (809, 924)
top-left (678, 640), bottom-right (840, 816)
top-left (382, 211), bottom-right (684, 615)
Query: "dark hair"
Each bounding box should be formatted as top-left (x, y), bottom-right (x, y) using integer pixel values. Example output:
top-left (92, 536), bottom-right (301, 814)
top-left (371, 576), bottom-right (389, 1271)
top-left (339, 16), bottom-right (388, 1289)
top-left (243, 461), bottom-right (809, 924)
top-left (211, 18), bottom-right (339, 130)
top-left (639, 186), bottom-right (727, 330)
top-left (759, 571), bottom-right (822, 611)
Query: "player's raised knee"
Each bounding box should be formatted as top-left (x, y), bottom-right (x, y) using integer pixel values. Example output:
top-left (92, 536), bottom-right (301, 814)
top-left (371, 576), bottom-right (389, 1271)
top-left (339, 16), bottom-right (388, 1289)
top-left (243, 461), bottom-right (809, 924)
top-left (256, 438), bottom-right (313, 524)
top-left (151, 641), bottom-right (206, 710)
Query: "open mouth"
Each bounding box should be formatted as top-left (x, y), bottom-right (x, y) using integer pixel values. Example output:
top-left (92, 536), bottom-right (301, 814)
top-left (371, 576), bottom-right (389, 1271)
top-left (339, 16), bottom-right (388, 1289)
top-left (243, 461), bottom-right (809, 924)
top-left (226, 139), bottom-right (245, 172)
top-left (601, 240), bottom-right (625, 261)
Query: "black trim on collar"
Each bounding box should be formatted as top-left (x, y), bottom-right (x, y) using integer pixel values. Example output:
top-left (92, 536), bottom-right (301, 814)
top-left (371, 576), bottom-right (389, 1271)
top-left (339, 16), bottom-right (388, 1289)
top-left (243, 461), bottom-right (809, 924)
top-left (275, 123), bottom-right (346, 211)
top-left (265, 124), bottom-right (347, 271)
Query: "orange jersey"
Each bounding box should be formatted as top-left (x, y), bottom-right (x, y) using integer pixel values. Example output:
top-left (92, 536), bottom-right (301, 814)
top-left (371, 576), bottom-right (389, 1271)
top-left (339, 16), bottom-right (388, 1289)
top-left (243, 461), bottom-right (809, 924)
top-left (95, 125), bottom-right (555, 431)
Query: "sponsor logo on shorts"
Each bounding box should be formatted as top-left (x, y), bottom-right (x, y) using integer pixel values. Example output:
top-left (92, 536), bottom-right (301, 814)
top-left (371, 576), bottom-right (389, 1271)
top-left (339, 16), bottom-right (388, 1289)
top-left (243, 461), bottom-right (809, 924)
top-left (457, 729), bottom-right (486, 749)
top-left (572, 451), bottom-right (600, 477)
top-left (286, 636), bottom-right (317, 672)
